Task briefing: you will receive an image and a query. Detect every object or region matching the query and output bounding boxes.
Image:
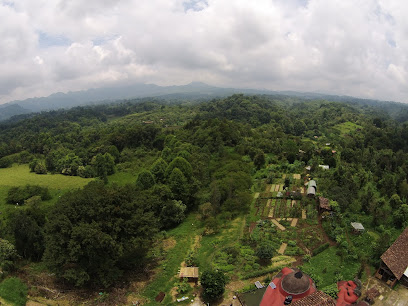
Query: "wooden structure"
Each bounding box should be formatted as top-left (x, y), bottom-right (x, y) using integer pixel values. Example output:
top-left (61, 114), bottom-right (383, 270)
top-left (318, 197), bottom-right (331, 214)
top-left (179, 267), bottom-right (199, 281)
top-left (350, 222), bottom-right (365, 234)
top-left (375, 227), bottom-right (408, 288)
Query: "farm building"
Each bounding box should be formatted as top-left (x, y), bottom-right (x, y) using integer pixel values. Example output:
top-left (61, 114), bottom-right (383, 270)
top-left (350, 222), bottom-right (365, 234)
top-left (259, 267), bottom-right (335, 306)
top-left (178, 267), bottom-right (199, 282)
top-left (307, 180), bottom-right (317, 197)
top-left (375, 227), bottom-right (408, 288)
top-left (318, 197), bottom-right (331, 214)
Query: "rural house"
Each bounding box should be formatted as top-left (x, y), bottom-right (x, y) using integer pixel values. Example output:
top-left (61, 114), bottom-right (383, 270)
top-left (375, 227), bottom-right (408, 288)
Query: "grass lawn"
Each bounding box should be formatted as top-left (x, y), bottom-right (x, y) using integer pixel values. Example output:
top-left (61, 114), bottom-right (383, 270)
top-left (302, 246), bottom-right (361, 288)
top-left (0, 164), bottom-right (93, 216)
top-left (107, 171), bottom-right (137, 185)
top-left (0, 164), bottom-right (92, 189)
top-left (0, 277), bottom-right (28, 306)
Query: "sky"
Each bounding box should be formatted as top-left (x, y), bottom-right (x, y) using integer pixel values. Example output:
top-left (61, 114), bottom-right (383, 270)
top-left (0, 0), bottom-right (407, 104)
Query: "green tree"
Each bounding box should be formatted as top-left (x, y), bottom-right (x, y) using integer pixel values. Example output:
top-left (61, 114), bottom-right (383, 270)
top-left (200, 269), bottom-right (227, 302)
top-left (165, 156), bottom-right (193, 180)
top-left (43, 182), bottom-right (158, 287)
top-left (168, 168), bottom-right (189, 203)
top-left (136, 170), bottom-right (156, 190)
top-left (0, 238), bottom-right (20, 272)
top-left (159, 200), bottom-right (186, 228)
top-left (150, 158), bottom-right (168, 183)
top-left (255, 241), bottom-right (275, 263)
top-left (253, 151), bottom-right (265, 170)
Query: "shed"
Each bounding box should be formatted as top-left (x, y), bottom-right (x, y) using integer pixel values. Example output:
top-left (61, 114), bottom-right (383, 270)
top-left (307, 180), bottom-right (317, 197)
top-left (318, 165), bottom-right (330, 170)
top-left (350, 222), bottom-right (365, 234)
top-left (179, 267), bottom-right (199, 281)
top-left (375, 227), bottom-right (408, 288)
top-left (318, 197), bottom-right (331, 213)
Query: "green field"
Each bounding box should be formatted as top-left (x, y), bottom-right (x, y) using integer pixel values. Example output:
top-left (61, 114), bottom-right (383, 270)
top-left (0, 164), bottom-right (92, 189)
top-left (0, 164), bottom-right (93, 212)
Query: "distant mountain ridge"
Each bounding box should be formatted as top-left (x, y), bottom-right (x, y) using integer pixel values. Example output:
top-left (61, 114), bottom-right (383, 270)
top-left (0, 82), bottom-right (404, 122)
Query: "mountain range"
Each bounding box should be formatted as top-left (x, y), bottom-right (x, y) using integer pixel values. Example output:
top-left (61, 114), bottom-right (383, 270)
top-left (0, 82), bottom-right (402, 122)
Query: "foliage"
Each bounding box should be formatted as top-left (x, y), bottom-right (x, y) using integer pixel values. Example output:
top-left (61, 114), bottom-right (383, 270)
top-left (136, 170), bottom-right (156, 190)
top-left (0, 239), bottom-right (19, 272)
top-left (255, 241), bottom-right (275, 262)
top-left (43, 181), bottom-right (159, 287)
top-left (0, 277), bottom-right (28, 306)
top-left (200, 269), bottom-right (227, 302)
top-left (6, 184), bottom-right (51, 204)
top-left (321, 283), bottom-right (340, 299)
top-left (312, 242), bottom-right (330, 256)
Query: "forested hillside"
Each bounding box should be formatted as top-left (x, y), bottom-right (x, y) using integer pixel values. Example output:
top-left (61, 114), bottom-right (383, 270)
top-left (0, 94), bottom-right (407, 304)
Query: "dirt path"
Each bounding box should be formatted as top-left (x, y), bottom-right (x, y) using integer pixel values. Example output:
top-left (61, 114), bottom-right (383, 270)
top-left (290, 218), bottom-right (298, 227)
top-left (272, 219), bottom-right (286, 231)
top-left (278, 243), bottom-right (287, 254)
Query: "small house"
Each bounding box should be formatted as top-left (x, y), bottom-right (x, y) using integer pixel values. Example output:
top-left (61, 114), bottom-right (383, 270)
top-left (350, 222), bottom-right (365, 234)
top-left (375, 227), bottom-right (408, 288)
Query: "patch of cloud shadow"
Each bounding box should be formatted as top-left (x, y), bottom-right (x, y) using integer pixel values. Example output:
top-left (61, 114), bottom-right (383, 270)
top-left (183, 0), bottom-right (208, 12)
top-left (38, 32), bottom-right (72, 48)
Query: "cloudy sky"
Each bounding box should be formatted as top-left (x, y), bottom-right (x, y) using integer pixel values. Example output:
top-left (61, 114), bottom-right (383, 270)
top-left (1, 0), bottom-right (407, 104)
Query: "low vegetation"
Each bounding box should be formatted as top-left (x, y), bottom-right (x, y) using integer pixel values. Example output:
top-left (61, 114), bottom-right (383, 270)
top-left (0, 94), bottom-right (406, 303)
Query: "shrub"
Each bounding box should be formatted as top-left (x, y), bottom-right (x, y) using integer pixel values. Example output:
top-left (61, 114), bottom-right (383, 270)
top-left (0, 277), bottom-right (28, 306)
top-left (201, 269), bottom-right (227, 302)
top-left (321, 283), bottom-right (339, 299)
top-left (312, 242), bottom-right (330, 256)
top-left (7, 185), bottom-right (51, 204)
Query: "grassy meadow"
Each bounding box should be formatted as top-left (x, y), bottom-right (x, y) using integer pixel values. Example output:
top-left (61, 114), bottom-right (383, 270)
top-left (0, 164), bottom-right (93, 213)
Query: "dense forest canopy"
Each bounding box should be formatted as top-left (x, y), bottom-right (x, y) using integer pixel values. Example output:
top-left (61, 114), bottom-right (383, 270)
top-left (0, 93), bottom-right (407, 302)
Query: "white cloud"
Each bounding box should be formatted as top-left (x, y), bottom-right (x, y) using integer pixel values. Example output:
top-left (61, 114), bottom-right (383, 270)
top-left (0, 0), bottom-right (407, 104)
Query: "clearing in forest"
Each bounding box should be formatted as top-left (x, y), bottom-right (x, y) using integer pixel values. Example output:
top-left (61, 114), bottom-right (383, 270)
top-left (0, 164), bottom-right (92, 189)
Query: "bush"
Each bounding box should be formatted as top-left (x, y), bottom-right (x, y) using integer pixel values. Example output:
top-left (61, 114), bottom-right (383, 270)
top-left (321, 283), bottom-right (339, 299)
top-left (7, 185), bottom-right (51, 204)
top-left (0, 277), bottom-right (28, 306)
top-left (312, 242), bottom-right (330, 256)
top-left (201, 269), bottom-right (227, 302)
top-left (241, 264), bottom-right (286, 280)
top-left (0, 157), bottom-right (12, 168)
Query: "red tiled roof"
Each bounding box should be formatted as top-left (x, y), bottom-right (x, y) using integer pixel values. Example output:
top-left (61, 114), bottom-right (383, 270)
top-left (381, 227), bottom-right (408, 280)
top-left (292, 291), bottom-right (336, 306)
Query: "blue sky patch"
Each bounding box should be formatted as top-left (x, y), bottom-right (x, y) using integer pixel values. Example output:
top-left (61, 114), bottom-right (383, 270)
top-left (38, 32), bottom-right (71, 48)
top-left (183, 0), bottom-right (208, 12)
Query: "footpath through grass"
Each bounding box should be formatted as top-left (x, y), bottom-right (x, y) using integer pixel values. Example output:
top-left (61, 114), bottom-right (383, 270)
top-left (142, 214), bottom-right (199, 305)
top-left (0, 277), bottom-right (28, 306)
